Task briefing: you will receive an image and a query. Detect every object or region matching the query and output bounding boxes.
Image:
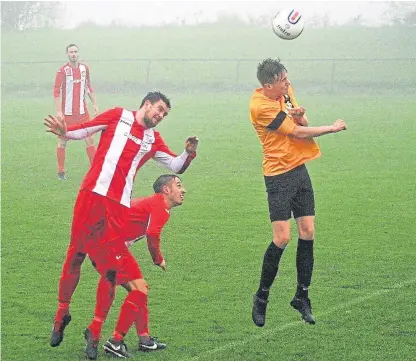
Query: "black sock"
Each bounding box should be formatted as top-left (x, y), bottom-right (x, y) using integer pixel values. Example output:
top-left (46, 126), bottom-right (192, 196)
top-left (295, 238), bottom-right (314, 298)
top-left (256, 242), bottom-right (285, 300)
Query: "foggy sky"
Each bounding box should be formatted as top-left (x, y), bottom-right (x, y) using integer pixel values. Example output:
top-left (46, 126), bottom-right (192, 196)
top-left (61, 1), bottom-right (391, 28)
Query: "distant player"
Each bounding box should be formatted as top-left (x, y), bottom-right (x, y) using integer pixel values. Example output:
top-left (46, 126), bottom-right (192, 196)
top-left (84, 174), bottom-right (185, 359)
top-left (250, 58), bottom-right (347, 327)
top-left (54, 43), bottom-right (99, 180)
top-left (44, 92), bottom-right (199, 350)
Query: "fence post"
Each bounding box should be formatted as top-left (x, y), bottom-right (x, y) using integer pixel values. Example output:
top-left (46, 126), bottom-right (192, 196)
top-left (235, 60), bottom-right (241, 88)
top-left (146, 60), bottom-right (151, 84)
top-left (330, 59), bottom-right (336, 94)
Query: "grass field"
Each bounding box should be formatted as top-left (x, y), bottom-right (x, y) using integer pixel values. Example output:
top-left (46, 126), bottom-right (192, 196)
top-left (2, 89), bottom-right (416, 360)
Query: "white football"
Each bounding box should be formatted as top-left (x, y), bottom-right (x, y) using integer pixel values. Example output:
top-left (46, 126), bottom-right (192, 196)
top-left (272, 9), bottom-right (305, 40)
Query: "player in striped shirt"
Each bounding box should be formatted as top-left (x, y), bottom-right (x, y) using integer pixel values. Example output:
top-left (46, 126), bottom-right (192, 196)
top-left (45, 92), bottom-right (198, 349)
top-left (54, 44), bottom-right (99, 180)
top-left (84, 174), bottom-right (185, 359)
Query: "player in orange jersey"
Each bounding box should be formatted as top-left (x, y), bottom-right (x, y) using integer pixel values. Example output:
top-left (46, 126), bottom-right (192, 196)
top-left (249, 58), bottom-right (346, 327)
top-left (53, 43), bottom-right (99, 180)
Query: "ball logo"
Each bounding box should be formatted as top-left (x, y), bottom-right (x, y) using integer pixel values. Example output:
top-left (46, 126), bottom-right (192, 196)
top-left (287, 10), bottom-right (301, 25)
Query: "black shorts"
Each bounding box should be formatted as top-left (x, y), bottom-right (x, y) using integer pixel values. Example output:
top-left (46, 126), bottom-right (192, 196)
top-left (264, 164), bottom-right (315, 222)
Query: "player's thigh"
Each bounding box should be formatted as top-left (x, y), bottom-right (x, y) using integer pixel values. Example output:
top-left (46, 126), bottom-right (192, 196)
top-left (292, 165), bottom-right (315, 219)
top-left (124, 278), bottom-right (148, 295)
top-left (90, 245), bottom-right (143, 287)
top-left (264, 172), bottom-right (297, 222)
top-left (70, 190), bottom-right (114, 252)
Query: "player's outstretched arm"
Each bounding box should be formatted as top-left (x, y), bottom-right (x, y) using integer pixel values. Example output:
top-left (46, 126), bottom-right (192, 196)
top-left (291, 119), bottom-right (346, 139)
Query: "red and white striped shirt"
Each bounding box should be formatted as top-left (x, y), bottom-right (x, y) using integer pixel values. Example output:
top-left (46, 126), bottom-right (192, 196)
top-left (65, 107), bottom-right (196, 207)
top-left (54, 62), bottom-right (93, 116)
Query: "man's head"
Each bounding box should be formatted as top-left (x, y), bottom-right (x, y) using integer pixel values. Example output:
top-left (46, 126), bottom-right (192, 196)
top-left (139, 92), bottom-right (171, 128)
top-left (66, 44), bottom-right (79, 64)
top-left (153, 174), bottom-right (185, 208)
top-left (257, 58), bottom-right (290, 99)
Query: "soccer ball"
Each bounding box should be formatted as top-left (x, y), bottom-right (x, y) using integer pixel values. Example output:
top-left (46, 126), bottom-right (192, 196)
top-left (272, 9), bottom-right (305, 40)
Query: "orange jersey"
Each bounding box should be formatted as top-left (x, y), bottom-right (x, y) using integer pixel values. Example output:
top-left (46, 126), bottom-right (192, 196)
top-left (249, 86), bottom-right (321, 176)
top-left (54, 62), bottom-right (93, 117)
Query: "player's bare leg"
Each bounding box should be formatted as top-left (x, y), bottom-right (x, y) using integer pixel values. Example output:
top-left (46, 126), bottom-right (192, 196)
top-left (57, 137), bottom-right (67, 180)
top-left (84, 135), bottom-right (96, 164)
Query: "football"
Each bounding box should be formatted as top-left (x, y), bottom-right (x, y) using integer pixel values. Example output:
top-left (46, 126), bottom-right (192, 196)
top-left (272, 9), bottom-right (305, 40)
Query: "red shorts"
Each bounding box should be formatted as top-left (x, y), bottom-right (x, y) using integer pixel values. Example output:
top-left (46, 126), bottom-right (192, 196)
top-left (64, 112), bottom-right (90, 126)
top-left (89, 244), bottom-right (143, 285)
top-left (69, 189), bottom-right (129, 254)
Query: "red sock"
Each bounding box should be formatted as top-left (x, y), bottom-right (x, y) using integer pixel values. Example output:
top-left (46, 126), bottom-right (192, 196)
top-left (57, 147), bottom-right (66, 172)
top-left (54, 302), bottom-right (70, 325)
top-left (112, 290), bottom-right (147, 341)
top-left (56, 251), bottom-right (85, 321)
top-left (135, 298), bottom-right (149, 337)
top-left (86, 145), bottom-right (96, 164)
top-left (88, 277), bottom-right (116, 340)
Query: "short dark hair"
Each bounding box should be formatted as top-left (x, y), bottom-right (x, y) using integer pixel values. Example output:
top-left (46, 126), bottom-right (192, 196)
top-left (66, 44), bottom-right (78, 52)
top-left (153, 174), bottom-right (180, 193)
top-left (140, 91), bottom-right (171, 109)
top-left (257, 58), bottom-right (287, 86)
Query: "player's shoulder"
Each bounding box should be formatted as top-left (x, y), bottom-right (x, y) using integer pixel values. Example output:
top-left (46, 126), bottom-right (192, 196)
top-left (131, 194), bottom-right (159, 210)
top-left (250, 88), bottom-right (278, 108)
top-left (57, 63), bottom-right (69, 72)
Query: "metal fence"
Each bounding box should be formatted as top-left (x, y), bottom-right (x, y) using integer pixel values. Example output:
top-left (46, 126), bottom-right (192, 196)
top-left (2, 57), bottom-right (416, 95)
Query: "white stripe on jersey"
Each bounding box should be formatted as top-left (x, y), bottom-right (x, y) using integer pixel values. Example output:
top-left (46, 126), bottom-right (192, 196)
top-left (64, 67), bottom-right (73, 115)
top-left (79, 64), bottom-right (86, 115)
top-left (120, 128), bottom-right (154, 206)
top-left (92, 109), bottom-right (134, 196)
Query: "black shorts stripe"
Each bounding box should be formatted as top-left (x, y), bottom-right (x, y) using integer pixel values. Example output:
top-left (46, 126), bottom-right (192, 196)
top-left (267, 111), bottom-right (287, 131)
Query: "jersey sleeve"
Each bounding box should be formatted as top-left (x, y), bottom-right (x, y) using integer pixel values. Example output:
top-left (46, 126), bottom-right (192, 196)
top-left (256, 103), bottom-right (296, 136)
top-left (145, 205), bottom-right (170, 265)
top-left (153, 135), bottom-right (196, 174)
top-left (65, 107), bottom-right (122, 139)
top-left (53, 69), bottom-right (64, 98)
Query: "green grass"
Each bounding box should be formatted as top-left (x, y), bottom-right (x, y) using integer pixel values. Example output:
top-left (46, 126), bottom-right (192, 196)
top-left (2, 90), bottom-right (416, 361)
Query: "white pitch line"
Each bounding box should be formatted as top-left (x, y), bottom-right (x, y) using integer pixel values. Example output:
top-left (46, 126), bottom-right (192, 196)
top-left (188, 277), bottom-right (416, 361)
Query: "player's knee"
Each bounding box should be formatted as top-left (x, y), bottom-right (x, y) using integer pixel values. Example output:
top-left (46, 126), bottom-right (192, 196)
top-left (69, 252), bottom-right (86, 271)
top-left (105, 270), bottom-right (117, 286)
top-left (273, 235), bottom-right (291, 248)
top-left (130, 278), bottom-right (148, 294)
top-left (85, 136), bottom-right (94, 146)
top-left (58, 138), bottom-right (68, 148)
top-left (298, 225), bottom-right (315, 240)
